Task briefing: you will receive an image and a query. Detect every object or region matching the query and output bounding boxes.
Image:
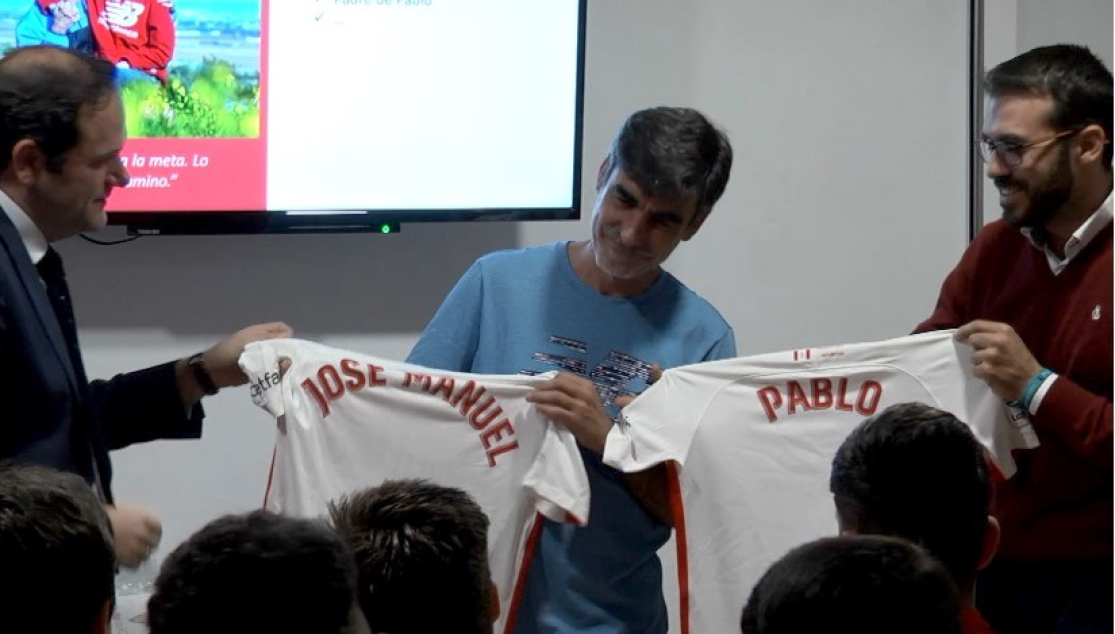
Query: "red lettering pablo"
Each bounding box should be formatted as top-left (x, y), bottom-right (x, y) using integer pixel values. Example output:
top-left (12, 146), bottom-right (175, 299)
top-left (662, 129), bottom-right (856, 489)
top-left (787, 381), bottom-right (810, 415)
top-left (856, 380), bottom-right (882, 416)
top-left (811, 378), bottom-right (833, 408)
top-left (758, 385), bottom-right (783, 423)
top-left (835, 378), bottom-right (855, 411)
top-left (756, 377), bottom-right (885, 422)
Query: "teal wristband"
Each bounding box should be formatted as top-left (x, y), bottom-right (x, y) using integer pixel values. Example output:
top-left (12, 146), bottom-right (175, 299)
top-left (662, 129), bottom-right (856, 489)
top-left (1019, 368), bottom-right (1052, 412)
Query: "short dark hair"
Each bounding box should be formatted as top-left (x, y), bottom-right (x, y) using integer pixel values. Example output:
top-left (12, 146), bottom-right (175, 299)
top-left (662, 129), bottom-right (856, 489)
top-left (602, 106), bottom-right (733, 216)
top-left (0, 45), bottom-right (118, 172)
top-left (329, 479), bottom-right (492, 634)
top-left (986, 44), bottom-right (1113, 169)
top-left (146, 510), bottom-right (358, 634)
top-left (740, 535), bottom-right (962, 634)
top-left (0, 462), bottom-right (116, 633)
top-left (829, 402), bottom-right (991, 590)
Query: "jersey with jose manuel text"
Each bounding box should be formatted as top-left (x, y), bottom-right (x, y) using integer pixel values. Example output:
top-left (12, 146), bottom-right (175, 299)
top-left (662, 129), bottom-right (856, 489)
top-left (240, 339), bottom-right (591, 634)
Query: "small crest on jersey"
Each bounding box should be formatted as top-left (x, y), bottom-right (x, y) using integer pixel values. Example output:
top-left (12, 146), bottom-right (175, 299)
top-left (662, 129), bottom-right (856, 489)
top-left (1092, 304), bottom-right (1102, 320)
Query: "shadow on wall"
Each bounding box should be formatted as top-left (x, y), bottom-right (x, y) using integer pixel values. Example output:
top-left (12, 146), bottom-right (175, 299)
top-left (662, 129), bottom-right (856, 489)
top-left (57, 222), bottom-right (522, 334)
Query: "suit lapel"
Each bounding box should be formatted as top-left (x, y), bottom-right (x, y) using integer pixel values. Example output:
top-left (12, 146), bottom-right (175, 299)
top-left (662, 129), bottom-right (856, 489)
top-left (0, 213), bottom-right (82, 394)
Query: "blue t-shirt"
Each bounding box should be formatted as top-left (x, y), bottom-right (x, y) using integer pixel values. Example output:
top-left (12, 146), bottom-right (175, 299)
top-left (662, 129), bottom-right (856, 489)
top-left (408, 241), bottom-right (735, 634)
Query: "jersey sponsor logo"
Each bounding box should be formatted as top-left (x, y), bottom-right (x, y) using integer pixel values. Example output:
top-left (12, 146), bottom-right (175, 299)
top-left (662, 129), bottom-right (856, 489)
top-left (1005, 402), bottom-right (1031, 429)
top-left (249, 369), bottom-right (281, 399)
top-left (757, 377), bottom-right (883, 422)
top-left (99, 0), bottom-right (145, 38)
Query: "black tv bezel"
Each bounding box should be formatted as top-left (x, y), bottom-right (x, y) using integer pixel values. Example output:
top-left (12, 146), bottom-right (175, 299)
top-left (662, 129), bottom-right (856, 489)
top-left (109, 0), bottom-right (587, 236)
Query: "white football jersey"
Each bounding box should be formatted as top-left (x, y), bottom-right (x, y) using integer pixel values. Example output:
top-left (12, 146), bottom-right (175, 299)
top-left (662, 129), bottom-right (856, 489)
top-left (603, 331), bottom-right (1038, 634)
top-left (239, 339), bottom-right (591, 634)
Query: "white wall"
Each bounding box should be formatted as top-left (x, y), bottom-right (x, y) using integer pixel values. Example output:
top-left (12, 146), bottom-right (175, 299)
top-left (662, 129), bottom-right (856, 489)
top-left (59, 0), bottom-right (1102, 626)
top-left (1017, 0), bottom-right (1113, 67)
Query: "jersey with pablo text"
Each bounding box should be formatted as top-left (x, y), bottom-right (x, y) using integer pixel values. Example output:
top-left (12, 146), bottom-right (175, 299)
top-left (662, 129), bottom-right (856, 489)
top-left (603, 331), bottom-right (1039, 634)
top-left (240, 339), bottom-right (591, 634)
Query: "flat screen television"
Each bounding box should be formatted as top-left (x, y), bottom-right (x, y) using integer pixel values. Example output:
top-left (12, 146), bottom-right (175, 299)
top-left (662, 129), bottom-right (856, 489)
top-left (0, 0), bottom-right (585, 234)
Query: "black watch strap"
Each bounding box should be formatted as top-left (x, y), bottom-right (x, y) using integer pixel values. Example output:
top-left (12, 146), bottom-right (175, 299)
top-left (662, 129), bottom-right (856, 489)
top-left (188, 352), bottom-right (219, 396)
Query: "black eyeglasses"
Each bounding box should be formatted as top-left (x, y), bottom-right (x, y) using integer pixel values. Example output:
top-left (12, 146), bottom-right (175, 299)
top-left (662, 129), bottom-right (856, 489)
top-left (978, 128), bottom-right (1082, 167)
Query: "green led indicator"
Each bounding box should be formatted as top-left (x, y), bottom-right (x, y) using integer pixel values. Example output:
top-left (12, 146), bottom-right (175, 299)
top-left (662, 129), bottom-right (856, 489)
top-left (380, 224), bottom-right (391, 234)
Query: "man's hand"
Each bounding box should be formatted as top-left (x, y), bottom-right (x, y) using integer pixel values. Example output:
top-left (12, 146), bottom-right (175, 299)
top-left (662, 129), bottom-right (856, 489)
top-left (956, 320), bottom-right (1042, 401)
top-left (48, 0), bottom-right (79, 33)
top-left (106, 502), bottom-right (162, 569)
top-left (526, 372), bottom-right (614, 454)
top-left (202, 321), bottom-right (293, 388)
top-left (530, 369), bottom-right (674, 525)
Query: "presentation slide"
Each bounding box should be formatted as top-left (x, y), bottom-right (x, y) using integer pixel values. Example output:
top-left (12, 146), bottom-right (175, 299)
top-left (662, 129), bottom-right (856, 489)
top-left (0, 0), bottom-right (580, 216)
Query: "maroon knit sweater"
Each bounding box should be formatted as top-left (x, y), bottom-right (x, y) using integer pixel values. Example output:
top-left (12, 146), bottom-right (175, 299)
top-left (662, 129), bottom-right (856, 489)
top-left (916, 219), bottom-right (1112, 560)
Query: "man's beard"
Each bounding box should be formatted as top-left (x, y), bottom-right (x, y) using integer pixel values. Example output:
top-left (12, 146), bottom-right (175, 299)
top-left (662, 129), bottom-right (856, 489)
top-left (996, 144), bottom-right (1074, 232)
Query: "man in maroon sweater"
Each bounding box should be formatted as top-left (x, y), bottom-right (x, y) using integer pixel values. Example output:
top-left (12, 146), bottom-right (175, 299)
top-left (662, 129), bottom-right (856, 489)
top-left (917, 44), bottom-right (1111, 634)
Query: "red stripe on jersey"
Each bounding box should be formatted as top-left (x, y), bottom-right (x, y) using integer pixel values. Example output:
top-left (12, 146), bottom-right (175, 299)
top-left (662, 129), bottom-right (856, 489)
top-left (669, 461), bottom-right (692, 634)
top-left (503, 513), bottom-right (545, 634)
top-left (261, 445), bottom-right (277, 508)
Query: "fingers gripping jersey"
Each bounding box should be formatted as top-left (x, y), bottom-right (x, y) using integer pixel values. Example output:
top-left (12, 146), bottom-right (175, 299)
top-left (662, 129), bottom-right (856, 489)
top-left (603, 331), bottom-right (1039, 634)
top-left (240, 339), bottom-right (591, 634)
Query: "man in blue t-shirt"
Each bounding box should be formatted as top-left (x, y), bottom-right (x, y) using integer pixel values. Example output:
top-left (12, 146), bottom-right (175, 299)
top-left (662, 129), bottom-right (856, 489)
top-left (408, 106), bottom-right (736, 634)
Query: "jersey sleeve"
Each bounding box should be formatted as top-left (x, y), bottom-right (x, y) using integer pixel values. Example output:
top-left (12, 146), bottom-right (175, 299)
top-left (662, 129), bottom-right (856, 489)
top-left (521, 421), bottom-right (591, 525)
top-left (406, 260), bottom-right (484, 372)
top-left (602, 367), bottom-right (706, 472)
top-left (238, 340), bottom-right (289, 419)
top-left (918, 333), bottom-right (1040, 477)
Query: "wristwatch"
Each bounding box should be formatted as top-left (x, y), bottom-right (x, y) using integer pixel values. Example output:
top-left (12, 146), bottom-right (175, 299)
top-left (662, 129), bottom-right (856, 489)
top-left (188, 352), bottom-right (219, 396)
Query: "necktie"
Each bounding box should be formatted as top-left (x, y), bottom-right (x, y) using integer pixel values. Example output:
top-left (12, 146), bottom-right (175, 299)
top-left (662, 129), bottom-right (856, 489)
top-left (35, 247), bottom-right (106, 499)
top-left (36, 247), bottom-right (83, 371)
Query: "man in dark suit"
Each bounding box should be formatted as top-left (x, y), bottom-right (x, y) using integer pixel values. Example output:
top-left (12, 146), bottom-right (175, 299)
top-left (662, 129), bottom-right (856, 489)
top-left (0, 45), bottom-right (291, 568)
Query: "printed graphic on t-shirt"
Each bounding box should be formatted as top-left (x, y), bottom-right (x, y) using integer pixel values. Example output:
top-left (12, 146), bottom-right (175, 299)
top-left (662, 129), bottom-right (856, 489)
top-left (528, 335), bottom-right (654, 407)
